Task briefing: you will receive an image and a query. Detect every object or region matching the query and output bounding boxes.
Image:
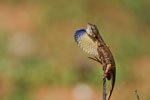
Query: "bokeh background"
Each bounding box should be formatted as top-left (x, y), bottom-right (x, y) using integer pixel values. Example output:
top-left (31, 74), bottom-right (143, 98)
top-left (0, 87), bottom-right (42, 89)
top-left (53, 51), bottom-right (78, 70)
top-left (0, 0), bottom-right (150, 100)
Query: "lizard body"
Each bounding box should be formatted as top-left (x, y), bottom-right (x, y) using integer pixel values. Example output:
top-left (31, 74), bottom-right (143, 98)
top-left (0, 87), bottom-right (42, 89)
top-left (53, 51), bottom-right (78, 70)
top-left (74, 23), bottom-right (116, 100)
top-left (86, 23), bottom-right (116, 100)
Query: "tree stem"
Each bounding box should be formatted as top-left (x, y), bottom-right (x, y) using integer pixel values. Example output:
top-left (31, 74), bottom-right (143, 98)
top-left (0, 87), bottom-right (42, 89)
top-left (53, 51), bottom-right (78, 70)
top-left (103, 65), bottom-right (106, 100)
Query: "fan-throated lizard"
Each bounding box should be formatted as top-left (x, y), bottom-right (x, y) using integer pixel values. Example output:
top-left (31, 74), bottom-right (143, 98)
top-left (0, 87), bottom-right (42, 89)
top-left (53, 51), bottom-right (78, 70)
top-left (74, 23), bottom-right (116, 100)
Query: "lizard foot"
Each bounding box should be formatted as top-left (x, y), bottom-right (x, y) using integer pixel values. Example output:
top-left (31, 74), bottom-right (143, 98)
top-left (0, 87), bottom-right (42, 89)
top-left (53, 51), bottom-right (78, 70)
top-left (102, 73), bottom-right (107, 80)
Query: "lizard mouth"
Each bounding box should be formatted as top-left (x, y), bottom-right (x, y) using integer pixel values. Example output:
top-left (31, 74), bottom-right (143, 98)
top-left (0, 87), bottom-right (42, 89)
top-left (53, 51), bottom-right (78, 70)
top-left (86, 23), bottom-right (93, 35)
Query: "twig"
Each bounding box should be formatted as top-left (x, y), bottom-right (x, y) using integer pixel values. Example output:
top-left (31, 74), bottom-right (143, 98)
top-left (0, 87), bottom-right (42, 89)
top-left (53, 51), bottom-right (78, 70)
top-left (134, 90), bottom-right (140, 100)
top-left (103, 65), bottom-right (107, 100)
top-left (88, 57), bottom-right (107, 100)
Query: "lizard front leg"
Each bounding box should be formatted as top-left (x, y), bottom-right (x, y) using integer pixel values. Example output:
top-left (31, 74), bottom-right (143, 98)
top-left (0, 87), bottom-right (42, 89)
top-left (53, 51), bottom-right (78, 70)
top-left (88, 56), bottom-right (102, 64)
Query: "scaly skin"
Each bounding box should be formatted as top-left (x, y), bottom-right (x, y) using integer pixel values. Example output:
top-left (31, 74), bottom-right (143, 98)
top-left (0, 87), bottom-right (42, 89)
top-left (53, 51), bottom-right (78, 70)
top-left (87, 23), bottom-right (116, 100)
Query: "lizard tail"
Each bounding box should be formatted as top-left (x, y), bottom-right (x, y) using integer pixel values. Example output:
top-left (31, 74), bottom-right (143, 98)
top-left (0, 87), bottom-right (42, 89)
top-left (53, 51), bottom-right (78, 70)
top-left (107, 67), bottom-right (116, 100)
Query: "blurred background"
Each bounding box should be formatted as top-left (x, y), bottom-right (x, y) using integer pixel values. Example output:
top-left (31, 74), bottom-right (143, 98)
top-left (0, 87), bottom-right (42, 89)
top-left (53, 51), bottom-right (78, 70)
top-left (0, 0), bottom-right (150, 100)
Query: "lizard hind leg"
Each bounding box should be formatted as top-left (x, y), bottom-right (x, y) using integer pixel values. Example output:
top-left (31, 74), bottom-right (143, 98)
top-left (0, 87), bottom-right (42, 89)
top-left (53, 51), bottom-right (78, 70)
top-left (103, 64), bottom-right (112, 80)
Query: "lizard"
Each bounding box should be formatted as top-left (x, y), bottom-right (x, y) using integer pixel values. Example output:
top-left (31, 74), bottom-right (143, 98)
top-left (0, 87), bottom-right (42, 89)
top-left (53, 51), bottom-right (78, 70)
top-left (74, 23), bottom-right (116, 100)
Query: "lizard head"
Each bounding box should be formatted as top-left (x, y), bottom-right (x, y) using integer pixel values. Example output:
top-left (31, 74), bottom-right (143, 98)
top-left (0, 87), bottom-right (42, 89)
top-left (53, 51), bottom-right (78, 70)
top-left (86, 23), bottom-right (99, 41)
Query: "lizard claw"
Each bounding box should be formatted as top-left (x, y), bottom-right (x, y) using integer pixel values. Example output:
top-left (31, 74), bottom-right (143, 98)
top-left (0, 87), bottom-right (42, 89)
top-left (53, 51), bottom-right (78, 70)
top-left (102, 73), bottom-right (107, 80)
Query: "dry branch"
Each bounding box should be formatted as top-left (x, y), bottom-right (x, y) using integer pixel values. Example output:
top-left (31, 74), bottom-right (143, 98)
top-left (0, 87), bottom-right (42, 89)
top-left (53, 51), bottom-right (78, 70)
top-left (134, 90), bottom-right (140, 100)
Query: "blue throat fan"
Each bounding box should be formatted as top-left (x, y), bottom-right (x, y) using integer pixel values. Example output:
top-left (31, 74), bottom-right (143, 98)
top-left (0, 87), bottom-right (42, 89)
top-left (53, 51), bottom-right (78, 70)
top-left (74, 29), bottom-right (98, 56)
